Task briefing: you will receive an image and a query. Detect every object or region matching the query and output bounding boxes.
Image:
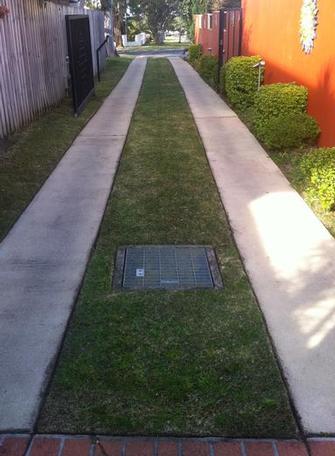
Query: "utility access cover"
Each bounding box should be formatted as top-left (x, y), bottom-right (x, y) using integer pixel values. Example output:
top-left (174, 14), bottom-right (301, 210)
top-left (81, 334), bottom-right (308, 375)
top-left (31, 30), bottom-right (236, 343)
top-left (114, 245), bottom-right (223, 291)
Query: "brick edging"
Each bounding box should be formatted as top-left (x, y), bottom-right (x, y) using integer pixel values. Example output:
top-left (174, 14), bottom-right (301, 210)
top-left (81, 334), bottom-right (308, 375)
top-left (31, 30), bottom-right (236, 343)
top-left (1, 434), bottom-right (335, 456)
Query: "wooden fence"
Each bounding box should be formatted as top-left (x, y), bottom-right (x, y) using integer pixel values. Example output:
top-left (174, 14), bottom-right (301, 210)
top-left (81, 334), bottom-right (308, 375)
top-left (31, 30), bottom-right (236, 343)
top-left (0, 0), bottom-right (106, 138)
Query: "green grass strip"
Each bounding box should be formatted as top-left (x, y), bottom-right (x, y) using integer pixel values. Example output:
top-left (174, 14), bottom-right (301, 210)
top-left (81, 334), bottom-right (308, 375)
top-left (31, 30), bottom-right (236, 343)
top-left (38, 59), bottom-right (297, 438)
top-left (0, 58), bottom-right (131, 241)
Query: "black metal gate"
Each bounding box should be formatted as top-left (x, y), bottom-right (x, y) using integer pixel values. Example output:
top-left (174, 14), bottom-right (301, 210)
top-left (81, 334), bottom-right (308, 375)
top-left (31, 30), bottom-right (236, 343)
top-left (66, 15), bottom-right (94, 115)
top-left (218, 8), bottom-right (242, 67)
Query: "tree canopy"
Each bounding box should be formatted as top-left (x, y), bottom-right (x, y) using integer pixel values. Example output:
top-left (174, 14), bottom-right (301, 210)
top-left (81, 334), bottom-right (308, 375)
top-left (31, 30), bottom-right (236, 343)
top-left (84, 0), bottom-right (241, 45)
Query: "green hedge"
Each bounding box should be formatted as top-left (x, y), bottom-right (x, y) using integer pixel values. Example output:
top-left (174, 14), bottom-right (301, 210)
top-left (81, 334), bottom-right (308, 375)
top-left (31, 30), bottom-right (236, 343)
top-left (188, 44), bottom-right (202, 64)
top-left (253, 83), bottom-right (308, 125)
top-left (255, 112), bottom-right (320, 150)
top-left (223, 55), bottom-right (263, 110)
top-left (197, 55), bottom-right (219, 88)
top-left (252, 83), bottom-right (314, 150)
top-left (298, 148), bottom-right (335, 211)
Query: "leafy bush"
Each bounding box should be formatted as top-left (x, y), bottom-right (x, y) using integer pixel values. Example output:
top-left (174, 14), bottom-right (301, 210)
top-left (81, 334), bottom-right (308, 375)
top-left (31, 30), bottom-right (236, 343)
top-left (253, 83), bottom-right (308, 133)
top-left (219, 64), bottom-right (225, 94)
top-left (188, 44), bottom-right (202, 64)
top-left (255, 112), bottom-right (320, 150)
top-left (223, 55), bottom-right (263, 110)
top-left (252, 83), bottom-right (311, 149)
top-left (197, 55), bottom-right (219, 88)
top-left (298, 148), bottom-right (335, 211)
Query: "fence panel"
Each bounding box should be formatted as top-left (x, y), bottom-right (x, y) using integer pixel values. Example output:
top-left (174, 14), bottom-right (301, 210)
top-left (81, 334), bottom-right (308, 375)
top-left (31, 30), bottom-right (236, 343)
top-left (0, 0), bottom-right (106, 138)
top-left (219, 8), bottom-right (242, 66)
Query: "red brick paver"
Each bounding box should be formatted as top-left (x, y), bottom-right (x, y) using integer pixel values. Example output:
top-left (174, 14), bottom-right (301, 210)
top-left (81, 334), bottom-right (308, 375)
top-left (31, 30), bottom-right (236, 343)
top-left (183, 441), bottom-right (210, 456)
top-left (125, 439), bottom-right (154, 456)
top-left (2, 434), bottom-right (335, 456)
top-left (277, 441), bottom-right (308, 456)
top-left (309, 440), bottom-right (335, 456)
top-left (95, 439), bottom-right (124, 456)
top-left (0, 436), bottom-right (29, 456)
top-left (244, 441), bottom-right (274, 456)
top-left (157, 440), bottom-right (178, 456)
top-left (213, 442), bottom-right (241, 456)
top-left (30, 437), bottom-right (60, 456)
top-left (62, 438), bottom-right (91, 456)
top-left (213, 441), bottom-right (242, 456)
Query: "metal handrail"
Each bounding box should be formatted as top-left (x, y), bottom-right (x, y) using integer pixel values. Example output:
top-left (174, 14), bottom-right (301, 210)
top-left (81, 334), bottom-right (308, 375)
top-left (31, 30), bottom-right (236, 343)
top-left (96, 35), bottom-right (109, 82)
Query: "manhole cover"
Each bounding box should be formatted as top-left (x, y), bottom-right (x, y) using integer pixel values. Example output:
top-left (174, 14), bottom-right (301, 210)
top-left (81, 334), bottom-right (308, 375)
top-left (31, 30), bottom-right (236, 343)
top-left (113, 245), bottom-right (223, 290)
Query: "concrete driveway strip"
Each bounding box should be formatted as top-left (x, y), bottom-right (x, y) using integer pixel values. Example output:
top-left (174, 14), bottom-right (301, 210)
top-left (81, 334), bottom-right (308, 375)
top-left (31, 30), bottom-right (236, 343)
top-left (170, 57), bottom-right (335, 434)
top-left (0, 57), bottom-right (147, 431)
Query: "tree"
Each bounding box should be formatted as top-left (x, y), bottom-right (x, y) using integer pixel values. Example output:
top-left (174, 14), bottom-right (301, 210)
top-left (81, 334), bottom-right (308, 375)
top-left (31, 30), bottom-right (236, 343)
top-left (179, 0), bottom-right (240, 40)
top-left (140, 0), bottom-right (179, 44)
top-left (210, 0), bottom-right (240, 9)
top-left (171, 16), bottom-right (187, 42)
top-left (178, 0), bottom-right (207, 40)
top-left (84, 0), bottom-right (115, 52)
top-left (112, 0), bottom-right (127, 47)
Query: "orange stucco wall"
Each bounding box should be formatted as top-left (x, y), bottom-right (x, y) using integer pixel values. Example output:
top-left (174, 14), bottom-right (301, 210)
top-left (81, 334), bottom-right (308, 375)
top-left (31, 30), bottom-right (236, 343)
top-left (242, 0), bottom-right (335, 146)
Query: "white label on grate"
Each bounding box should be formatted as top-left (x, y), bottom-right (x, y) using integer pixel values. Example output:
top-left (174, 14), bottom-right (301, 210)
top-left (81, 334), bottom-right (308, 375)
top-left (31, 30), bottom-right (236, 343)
top-left (136, 268), bottom-right (145, 277)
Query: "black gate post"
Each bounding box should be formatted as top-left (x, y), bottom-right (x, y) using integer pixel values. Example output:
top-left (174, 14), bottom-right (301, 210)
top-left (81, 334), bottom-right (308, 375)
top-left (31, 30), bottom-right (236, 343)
top-left (218, 9), bottom-right (226, 83)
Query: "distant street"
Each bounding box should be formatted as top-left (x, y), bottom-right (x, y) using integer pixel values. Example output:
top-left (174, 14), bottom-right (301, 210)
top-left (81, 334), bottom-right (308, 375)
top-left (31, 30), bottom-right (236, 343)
top-left (119, 47), bottom-right (187, 58)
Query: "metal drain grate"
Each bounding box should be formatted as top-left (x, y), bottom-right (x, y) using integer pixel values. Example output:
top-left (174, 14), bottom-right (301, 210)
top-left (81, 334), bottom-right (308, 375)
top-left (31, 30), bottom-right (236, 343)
top-left (113, 245), bottom-right (223, 290)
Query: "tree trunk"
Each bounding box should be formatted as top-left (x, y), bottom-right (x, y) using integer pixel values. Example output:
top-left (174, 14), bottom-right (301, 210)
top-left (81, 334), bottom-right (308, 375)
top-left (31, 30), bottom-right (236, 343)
top-left (153, 31), bottom-right (164, 44)
top-left (104, 11), bottom-right (115, 56)
top-left (113, 13), bottom-right (123, 47)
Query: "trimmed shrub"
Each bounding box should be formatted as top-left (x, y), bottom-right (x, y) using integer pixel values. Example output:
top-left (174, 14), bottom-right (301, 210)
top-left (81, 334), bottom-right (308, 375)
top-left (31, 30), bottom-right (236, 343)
top-left (298, 148), bottom-right (335, 211)
top-left (252, 83), bottom-right (311, 149)
top-left (197, 55), bottom-right (219, 88)
top-left (253, 83), bottom-right (308, 133)
top-left (188, 44), bottom-right (202, 64)
top-left (255, 112), bottom-right (320, 150)
top-left (223, 55), bottom-right (263, 110)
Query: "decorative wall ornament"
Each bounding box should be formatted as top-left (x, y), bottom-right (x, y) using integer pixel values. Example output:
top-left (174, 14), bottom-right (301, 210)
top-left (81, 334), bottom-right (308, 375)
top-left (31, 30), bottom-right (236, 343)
top-left (300, 0), bottom-right (318, 54)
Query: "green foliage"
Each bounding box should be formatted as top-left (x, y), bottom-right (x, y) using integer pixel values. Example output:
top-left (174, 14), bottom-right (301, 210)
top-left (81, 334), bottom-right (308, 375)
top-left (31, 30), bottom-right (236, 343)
top-left (197, 55), bottom-right (219, 88)
top-left (140, 0), bottom-right (179, 43)
top-left (254, 83), bottom-right (308, 123)
top-left (298, 148), bottom-right (335, 211)
top-left (188, 43), bottom-right (202, 63)
top-left (211, 0), bottom-right (241, 8)
top-left (254, 112), bottom-right (320, 150)
top-left (252, 83), bottom-right (309, 146)
top-left (84, 0), bottom-right (112, 10)
top-left (100, 0), bottom-right (112, 10)
top-left (191, 0), bottom-right (208, 14)
top-left (223, 56), bottom-right (263, 110)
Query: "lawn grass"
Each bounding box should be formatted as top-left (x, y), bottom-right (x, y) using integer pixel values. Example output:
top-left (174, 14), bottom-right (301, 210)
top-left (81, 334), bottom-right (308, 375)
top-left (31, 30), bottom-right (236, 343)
top-left (120, 42), bottom-right (189, 53)
top-left (38, 59), bottom-right (297, 437)
top-left (0, 57), bottom-right (130, 242)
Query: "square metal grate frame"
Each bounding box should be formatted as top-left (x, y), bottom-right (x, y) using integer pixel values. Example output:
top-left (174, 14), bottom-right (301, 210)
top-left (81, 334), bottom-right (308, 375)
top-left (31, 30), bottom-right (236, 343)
top-left (113, 245), bottom-right (223, 291)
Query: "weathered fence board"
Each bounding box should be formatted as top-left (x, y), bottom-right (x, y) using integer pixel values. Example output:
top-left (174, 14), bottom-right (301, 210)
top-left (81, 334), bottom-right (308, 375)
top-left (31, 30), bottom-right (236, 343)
top-left (0, 0), bottom-right (106, 138)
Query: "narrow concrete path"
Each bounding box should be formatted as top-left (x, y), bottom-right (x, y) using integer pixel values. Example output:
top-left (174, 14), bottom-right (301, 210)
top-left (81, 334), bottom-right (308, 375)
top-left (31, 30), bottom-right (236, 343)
top-left (0, 58), bottom-right (147, 431)
top-left (170, 57), bottom-right (335, 434)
